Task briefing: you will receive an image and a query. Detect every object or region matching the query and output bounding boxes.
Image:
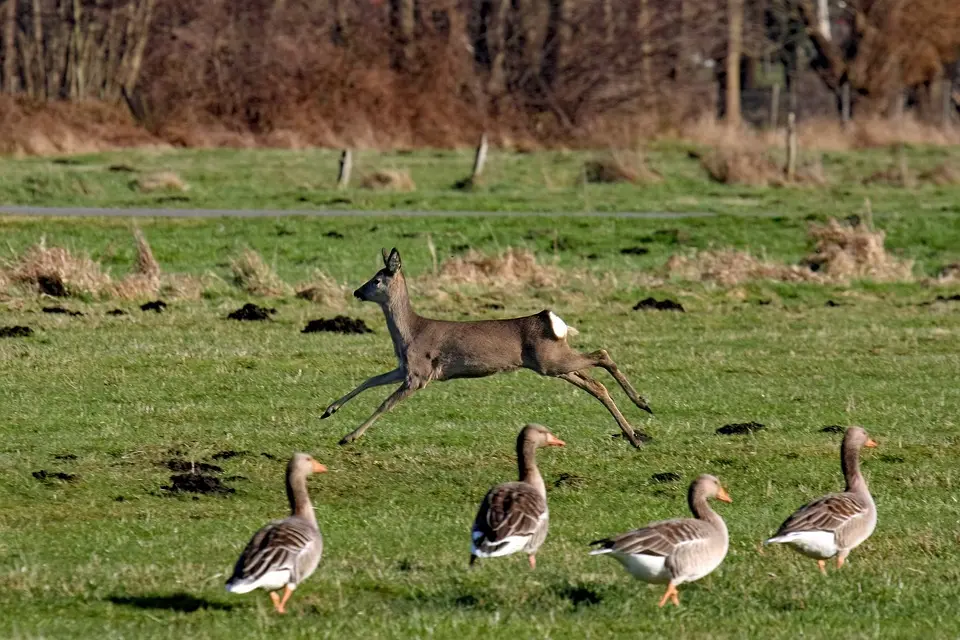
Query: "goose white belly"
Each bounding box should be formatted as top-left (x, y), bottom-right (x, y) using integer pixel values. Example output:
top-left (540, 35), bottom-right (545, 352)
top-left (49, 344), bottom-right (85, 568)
top-left (226, 569), bottom-right (292, 594)
top-left (609, 552), bottom-right (672, 584)
top-left (768, 531), bottom-right (838, 559)
top-left (471, 531), bottom-right (532, 558)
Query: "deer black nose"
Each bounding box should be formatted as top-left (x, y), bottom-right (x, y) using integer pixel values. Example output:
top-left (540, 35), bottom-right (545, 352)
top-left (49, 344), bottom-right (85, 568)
top-left (353, 288), bottom-right (363, 299)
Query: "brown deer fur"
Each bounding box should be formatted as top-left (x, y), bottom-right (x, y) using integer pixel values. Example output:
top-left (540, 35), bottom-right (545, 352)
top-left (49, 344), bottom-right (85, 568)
top-left (321, 248), bottom-right (652, 447)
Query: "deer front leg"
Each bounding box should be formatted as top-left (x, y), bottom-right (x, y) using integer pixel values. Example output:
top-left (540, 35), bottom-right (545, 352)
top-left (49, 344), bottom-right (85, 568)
top-left (584, 349), bottom-right (653, 414)
top-left (321, 368), bottom-right (404, 419)
top-left (557, 372), bottom-right (643, 448)
top-left (339, 380), bottom-right (422, 445)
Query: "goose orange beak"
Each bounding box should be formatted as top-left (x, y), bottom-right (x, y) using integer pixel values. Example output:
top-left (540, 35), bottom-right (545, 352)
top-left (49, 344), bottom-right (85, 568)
top-left (716, 487), bottom-right (732, 503)
top-left (546, 434), bottom-right (566, 447)
top-left (312, 461), bottom-right (328, 473)
top-left (865, 439), bottom-right (878, 448)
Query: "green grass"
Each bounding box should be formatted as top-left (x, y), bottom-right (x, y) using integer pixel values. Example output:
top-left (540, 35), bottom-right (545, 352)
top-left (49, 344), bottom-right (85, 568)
top-left (2, 144), bottom-right (960, 220)
top-left (1, 187), bottom-right (959, 637)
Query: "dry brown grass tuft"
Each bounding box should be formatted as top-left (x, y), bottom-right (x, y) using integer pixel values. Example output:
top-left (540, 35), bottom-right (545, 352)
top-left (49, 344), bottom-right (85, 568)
top-left (664, 218), bottom-right (912, 285)
top-left (132, 228), bottom-right (161, 279)
top-left (699, 147), bottom-right (784, 187)
top-left (431, 247), bottom-right (560, 289)
top-left (918, 162), bottom-right (960, 186)
top-left (295, 271), bottom-right (347, 308)
top-left (7, 240), bottom-right (112, 297)
top-left (230, 250), bottom-right (291, 296)
top-left (360, 170), bottom-right (416, 192)
top-left (583, 152), bottom-right (662, 184)
top-left (664, 250), bottom-right (820, 286)
top-left (109, 275), bottom-right (161, 300)
top-left (804, 218), bottom-right (914, 281)
top-left (135, 171), bottom-right (189, 193)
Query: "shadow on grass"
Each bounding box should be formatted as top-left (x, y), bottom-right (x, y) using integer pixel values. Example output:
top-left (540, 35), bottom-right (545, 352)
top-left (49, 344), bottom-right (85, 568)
top-left (108, 592), bottom-right (234, 612)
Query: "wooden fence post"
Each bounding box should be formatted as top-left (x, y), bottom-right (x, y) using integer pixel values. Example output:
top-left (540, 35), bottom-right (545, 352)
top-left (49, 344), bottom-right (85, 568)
top-left (337, 150), bottom-right (353, 189)
top-left (785, 112), bottom-right (797, 181)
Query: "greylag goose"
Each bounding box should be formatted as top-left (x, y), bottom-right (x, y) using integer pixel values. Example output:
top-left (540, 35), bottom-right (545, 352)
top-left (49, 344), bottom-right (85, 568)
top-left (226, 453), bottom-right (327, 613)
top-left (765, 426), bottom-right (877, 574)
top-left (590, 474), bottom-right (731, 607)
top-left (470, 424), bottom-right (565, 569)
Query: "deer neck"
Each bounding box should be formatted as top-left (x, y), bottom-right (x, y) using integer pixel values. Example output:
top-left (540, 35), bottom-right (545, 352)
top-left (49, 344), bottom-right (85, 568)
top-left (286, 469), bottom-right (317, 525)
top-left (381, 273), bottom-right (420, 360)
top-left (518, 440), bottom-right (546, 498)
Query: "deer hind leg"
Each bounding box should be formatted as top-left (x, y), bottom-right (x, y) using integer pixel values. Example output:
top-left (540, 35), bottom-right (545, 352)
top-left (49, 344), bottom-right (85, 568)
top-left (321, 368), bottom-right (404, 419)
top-left (557, 372), bottom-right (643, 448)
top-left (338, 379), bottom-right (422, 445)
top-left (583, 349), bottom-right (652, 414)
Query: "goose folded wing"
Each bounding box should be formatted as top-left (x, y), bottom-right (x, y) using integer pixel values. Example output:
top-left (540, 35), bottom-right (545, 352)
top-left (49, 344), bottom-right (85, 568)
top-left (474, 483), bottom-right (547, 545)
top-left (593, 519), bottom-right (709, 557)
top-left (774, 493), bottom-right (867, 536)
top-left (232, 518), bottom-right (317, 583)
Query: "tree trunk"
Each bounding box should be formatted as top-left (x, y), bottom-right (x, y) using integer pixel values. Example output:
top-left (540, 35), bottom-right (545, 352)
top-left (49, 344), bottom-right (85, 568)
top-left (725, 0), bottom-right (743, 126)
top-left (389, 0), bottom-right (416, 71)
top-left (638, 0), bottom-right (652, 90)
top-left (2, 0), bottom-right (15, 94)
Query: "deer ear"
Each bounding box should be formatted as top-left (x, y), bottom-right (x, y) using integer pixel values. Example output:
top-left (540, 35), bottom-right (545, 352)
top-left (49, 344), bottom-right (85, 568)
top-left (381, 247), bottom-right (390, 267)
top-left (386, 248), bottom-right (401, 273)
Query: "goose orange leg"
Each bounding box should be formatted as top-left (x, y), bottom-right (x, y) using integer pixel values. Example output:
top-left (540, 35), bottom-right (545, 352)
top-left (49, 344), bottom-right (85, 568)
top-left (837, 551), bottom-right (849, 569)
top-left (817, 560), bottom-right (827, 575)
top-left (528, 555), bottom-right (536, 570)
top-left (270, 586), bottom-right (294, 614)
top-left (658, 583), bottom-right (680, 607)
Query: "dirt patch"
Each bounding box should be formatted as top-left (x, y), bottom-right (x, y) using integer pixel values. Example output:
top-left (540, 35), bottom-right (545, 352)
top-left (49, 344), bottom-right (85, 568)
top-left (107, 309), bottom-right (127, 316)
top-left (162, 473), bottom-right (234, 496)
top-left (633, 297), bottom-right (684, 312)
top-left (556, 583), bottom-right (602, 607)
top-left (42, 306), bottom-right (84, 316)
top-left (620, 246), bottom-right (650, 256)
top-left (820, 425), bottom-right (845, 433)
top-left (323, 231), bottom-right (345, 239)
top-left (260, 452), bottom-right (277, 460)
top-left (920, 294), bottom-right (960, 306)
top-left (53, 453), bottom-right (77, 460)
top-left (164, 459), bottom-right (223, 474)
top-left (0, 326), bottom-right (33, 338)
top-left (140, 300), bottom-right (167, 313)
top-left (212, 450), bottom-right (250, 460)
top-left (651, 471), bottom-right (681, 483)
top-left (302, 316), bottom-right (373, 334)
top-left (716, 422), bottom-right (766, 436)
top-left (552, 472), bottom-right (586, 489)
top-left (825, 300), bottom-right (842, 307)
top-left (32, 470), bottom-right (78, 482)
top-left (227, 303), bottom-right (276, 321)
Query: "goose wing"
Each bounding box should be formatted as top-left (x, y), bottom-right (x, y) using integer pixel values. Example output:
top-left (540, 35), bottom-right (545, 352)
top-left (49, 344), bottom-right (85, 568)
top-left (591, 518), bottom-right (713, 557)
top-left (228, 516), bottom-right (320, 588)
top-left (472, 482), bottom-right (546, 553)
top-left (772, 492), bottom-right (869, 538)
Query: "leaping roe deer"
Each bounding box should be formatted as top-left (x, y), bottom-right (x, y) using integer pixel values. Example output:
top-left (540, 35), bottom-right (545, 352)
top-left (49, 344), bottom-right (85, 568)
top-left (321, 248), bottom-right (653, 447)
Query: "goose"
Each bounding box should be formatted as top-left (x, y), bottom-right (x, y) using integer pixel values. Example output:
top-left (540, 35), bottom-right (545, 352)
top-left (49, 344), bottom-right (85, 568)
top-left (470, 424), bottom-right (565, 569)
top-left (226, 453), bottom-right (326, 613)
top-left (765, 426), bottom-right (877, 573)
top-left (589, 474), bottom-right (731, 607)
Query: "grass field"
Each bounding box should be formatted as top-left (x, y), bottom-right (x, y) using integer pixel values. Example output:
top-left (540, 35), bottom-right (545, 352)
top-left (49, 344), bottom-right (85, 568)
top-left (1, 151), bottom-right (960, 639)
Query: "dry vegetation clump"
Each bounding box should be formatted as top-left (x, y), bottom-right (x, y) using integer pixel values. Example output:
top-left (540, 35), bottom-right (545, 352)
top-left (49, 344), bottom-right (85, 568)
top-left (664, 218), bottom-right (913, 285)
top-left (360, 170), bottom-right (416, 192)
top-left (7, 240), bottom-right (113, 297)
top-left (135, 171), bottom-right (189, 193)
top-left (583, 152), bottom-right (662, 185)
top-left (431, 248), bottom-right (561, 289)
top-left (804, 218), bottom-right (914, 281)
top-left (917, 162), bottom-right (960, 186)
top-left (699, 147), bottom-right (784, 187)
top-left (664, 250), bottom-right (821, 286)
top-left (295, 270), bottom-right (347, 309)
top-left (230, 250), bottom-right (291, 296)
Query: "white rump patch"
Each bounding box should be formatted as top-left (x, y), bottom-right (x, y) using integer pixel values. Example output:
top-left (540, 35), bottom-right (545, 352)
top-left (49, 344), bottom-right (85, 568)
top-left (226, 569), bottom-right (291, 594)
top-left (766, 531), bottom-right (838, 559)
top-left (470, 533), bottom-right (532, 558)
top-left (607, 552), bottom-right (671, 584)
top-left (548, 311), bottom-right (578, 339)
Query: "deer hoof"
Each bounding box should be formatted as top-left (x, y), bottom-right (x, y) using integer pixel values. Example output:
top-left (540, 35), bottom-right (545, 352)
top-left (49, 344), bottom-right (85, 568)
top-left (321, 406), bottom-right (337, 419)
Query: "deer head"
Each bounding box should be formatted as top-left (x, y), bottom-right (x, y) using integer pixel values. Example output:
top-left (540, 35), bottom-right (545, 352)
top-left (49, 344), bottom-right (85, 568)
top-left (354, 248), bottom-right (402, 304)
